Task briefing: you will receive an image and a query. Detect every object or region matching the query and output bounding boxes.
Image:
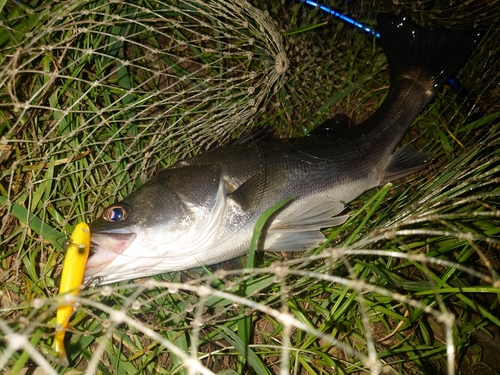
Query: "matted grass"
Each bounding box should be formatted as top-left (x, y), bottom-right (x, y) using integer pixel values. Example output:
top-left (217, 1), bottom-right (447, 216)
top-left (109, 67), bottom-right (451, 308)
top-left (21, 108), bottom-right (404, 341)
top-left (1, 0), bottom-right (500, 374)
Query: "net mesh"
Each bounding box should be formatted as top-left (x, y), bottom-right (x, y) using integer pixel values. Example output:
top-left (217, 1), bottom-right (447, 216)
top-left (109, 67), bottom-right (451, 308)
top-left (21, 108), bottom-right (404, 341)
top-left (1, 0), bottom-right (287, 224)
top-left (1, 0), bottom-right (500, 374)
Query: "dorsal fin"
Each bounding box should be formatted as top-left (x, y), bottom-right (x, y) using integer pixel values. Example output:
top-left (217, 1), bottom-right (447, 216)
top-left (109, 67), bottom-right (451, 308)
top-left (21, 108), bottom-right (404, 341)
top-left (309, 114), bottom-right (355, 136)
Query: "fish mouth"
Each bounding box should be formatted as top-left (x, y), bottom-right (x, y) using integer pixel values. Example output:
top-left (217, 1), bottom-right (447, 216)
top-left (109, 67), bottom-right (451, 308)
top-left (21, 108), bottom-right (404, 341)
top-left (84, 232), bottom-right (137, 278)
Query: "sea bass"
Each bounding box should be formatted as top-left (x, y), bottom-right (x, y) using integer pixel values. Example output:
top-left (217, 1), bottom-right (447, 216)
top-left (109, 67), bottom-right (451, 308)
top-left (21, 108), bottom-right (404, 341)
top-left (85, 13), bottom-right (481, 284)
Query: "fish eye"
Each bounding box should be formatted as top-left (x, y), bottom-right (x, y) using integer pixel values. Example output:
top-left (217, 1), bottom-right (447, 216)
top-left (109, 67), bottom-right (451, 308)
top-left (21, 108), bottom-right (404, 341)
top-left (103, 204), bottom-right (129, 222)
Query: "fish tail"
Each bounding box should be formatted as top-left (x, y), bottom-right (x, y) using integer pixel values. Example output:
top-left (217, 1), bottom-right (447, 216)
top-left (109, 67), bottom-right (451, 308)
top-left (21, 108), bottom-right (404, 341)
top-left (377, 13), bottom-right (482, 101)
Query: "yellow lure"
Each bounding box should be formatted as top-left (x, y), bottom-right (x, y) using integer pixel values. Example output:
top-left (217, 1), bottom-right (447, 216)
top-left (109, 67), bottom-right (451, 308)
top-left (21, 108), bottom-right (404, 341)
top-left (52, 222), bottom-right (91, 366)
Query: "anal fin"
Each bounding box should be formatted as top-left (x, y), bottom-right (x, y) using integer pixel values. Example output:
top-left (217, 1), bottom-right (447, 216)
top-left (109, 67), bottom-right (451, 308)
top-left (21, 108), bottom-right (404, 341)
top-left (382, 144), bottom-right (433, 183)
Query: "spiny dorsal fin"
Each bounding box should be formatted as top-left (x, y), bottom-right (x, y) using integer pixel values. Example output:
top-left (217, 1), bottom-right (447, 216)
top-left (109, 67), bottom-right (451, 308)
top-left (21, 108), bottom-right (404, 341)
top-left (225, 126), bottom-right (274, 146)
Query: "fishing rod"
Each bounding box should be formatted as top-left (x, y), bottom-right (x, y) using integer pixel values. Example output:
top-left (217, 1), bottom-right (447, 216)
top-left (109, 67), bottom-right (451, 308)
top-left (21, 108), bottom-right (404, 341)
top-left (299, 0), bottom-right (380, 37)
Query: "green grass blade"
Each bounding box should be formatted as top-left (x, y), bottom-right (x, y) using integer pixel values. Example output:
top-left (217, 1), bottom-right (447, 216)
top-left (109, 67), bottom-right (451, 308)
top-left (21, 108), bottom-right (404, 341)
top-left (217, 325), bottom-right (272, 375)
top-left (247, 197), bottom-right (292, 269)
top-left (0, 195), bottom-right (64, 250)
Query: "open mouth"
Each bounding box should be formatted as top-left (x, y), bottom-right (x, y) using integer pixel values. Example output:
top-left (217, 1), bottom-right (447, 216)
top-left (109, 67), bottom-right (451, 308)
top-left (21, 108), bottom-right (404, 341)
top-left (84, 232), bottom-right (137, 277)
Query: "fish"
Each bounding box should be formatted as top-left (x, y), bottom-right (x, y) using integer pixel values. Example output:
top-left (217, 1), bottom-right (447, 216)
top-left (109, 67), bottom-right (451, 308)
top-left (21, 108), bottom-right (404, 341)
top-left (84, 13), bottom-right (481, 285)
top-left (53, 222), bottom-right (91, 366)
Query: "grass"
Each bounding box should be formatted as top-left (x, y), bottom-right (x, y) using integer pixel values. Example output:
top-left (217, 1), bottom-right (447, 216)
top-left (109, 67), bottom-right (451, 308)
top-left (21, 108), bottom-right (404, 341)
top-left (1, 0), bottom-right (500, 374)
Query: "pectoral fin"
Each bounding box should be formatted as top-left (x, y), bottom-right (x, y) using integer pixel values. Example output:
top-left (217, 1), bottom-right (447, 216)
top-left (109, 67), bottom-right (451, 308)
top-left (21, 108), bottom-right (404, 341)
top-left (229, 166), bottom-right (286, 211)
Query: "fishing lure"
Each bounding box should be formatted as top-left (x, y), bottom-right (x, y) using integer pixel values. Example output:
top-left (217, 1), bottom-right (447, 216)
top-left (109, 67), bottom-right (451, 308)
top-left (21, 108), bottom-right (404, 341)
top-left (52, 222), bottom-right (91, 366)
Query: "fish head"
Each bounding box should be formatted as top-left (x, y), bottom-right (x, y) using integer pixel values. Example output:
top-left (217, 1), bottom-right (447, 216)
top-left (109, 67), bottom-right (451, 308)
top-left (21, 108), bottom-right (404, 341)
top-left (85, 165), bottom-right (225, 284)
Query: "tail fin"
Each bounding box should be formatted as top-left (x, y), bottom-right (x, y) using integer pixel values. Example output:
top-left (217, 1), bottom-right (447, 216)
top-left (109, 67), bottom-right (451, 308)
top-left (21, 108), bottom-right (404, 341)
top-left (377, 13), bottom-right (482, 99)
